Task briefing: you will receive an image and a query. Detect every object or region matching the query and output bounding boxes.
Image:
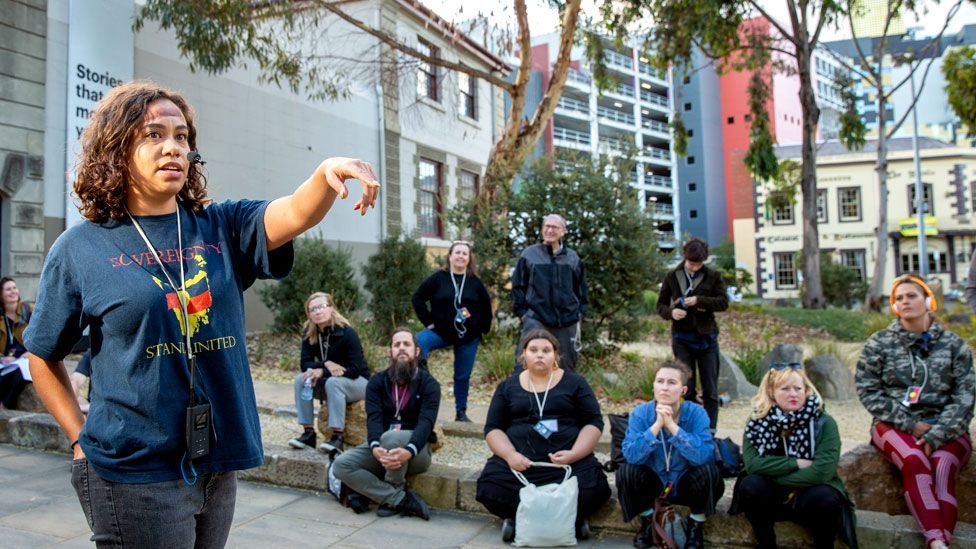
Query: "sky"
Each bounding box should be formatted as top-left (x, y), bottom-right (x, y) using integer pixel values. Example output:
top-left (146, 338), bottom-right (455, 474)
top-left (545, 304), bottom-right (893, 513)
top-left (420, 0), bottom-right (976, 43)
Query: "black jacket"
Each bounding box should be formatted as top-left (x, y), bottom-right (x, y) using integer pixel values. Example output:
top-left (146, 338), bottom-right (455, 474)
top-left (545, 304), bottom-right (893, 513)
top-left (511, 242), bottom-right (588, 328)
top-left (656, 264), bottom-right (728, 335)
top-left (299, 325), bottom-right (370, 380)
top-left (412, 270), bottom-right (492, 345)
top-left (365, 367), bottom-right (441, 456)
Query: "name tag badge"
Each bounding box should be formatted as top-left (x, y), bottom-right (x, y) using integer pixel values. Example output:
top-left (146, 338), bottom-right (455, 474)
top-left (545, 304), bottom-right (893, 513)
top-left (533, 421), bottom-right (553, 439)
top-left (540, 419), bottom-right (558, 432)
top-left (455, 307), bottom-right (471, 323)
top-left (389, 423), bottom-right (402, 431)
top-left (904, 386), bottom-right (922, 405)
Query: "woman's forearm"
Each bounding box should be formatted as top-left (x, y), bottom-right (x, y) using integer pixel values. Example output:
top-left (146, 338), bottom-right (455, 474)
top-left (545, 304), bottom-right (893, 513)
top-left (486, 429), bottom-right (519, 460)
top-left (27, 354), bottom-right (85, 444)
top-left (571, 424), bottom-right (602, 457)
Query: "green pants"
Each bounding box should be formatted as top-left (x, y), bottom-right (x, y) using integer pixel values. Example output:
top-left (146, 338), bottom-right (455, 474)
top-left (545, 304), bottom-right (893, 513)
top-left (332, 429), bottom-right (432, 506)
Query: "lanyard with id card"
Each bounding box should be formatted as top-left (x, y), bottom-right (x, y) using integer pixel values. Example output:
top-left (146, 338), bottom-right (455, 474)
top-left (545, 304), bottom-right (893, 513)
top-left (390, 383), bottom-right (407, 431)
top-left (530, 371), bottom-right (558, 439)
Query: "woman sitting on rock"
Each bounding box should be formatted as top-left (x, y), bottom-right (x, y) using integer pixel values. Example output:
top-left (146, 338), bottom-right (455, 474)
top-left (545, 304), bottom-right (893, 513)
top-left (856, 274), bottom-right (974, 549)
top-left (288, 292), bottom-right (369, 453)
top-left (0, 276), bottom-right (32, 410)
top-left (475, 329), bottom-right (610, 542)
top-left (617, 360), bottom-right (723, 549)
top-left (731, 363), bottom-right (857, 548)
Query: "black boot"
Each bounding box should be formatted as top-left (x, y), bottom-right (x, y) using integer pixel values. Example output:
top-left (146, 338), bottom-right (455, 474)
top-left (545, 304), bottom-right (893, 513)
top-left (455, 408), bottom-right (472, 422)
top-left (501, 518), bottom-right (516, 542)
top-left (634, 516), bottom-right (654, 549)
top-left (684, 518), bottom-right (704, 549)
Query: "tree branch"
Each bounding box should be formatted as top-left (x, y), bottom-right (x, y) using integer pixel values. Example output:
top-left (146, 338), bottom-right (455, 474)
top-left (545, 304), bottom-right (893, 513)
top-left (886, 56), bottom-right (938, 137)
top-left (845, 0), bottom-right (876, 78)
top-left (809, 0), bottom-right (833, 46)
top-left (312, 0), bottom-right (514, 92)
top-left (495, 0), bottom-right (534, 157)
top-left (747, 0), bottom-right (800, 48)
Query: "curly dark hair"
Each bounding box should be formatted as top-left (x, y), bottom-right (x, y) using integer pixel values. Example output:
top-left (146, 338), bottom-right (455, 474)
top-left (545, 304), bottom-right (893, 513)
top-left (74, 81), bottom-right (210, 222)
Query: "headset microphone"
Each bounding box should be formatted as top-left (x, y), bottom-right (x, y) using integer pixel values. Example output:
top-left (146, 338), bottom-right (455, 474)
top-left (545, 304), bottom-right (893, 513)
top-left (188, 151), bottom-right (206, 165)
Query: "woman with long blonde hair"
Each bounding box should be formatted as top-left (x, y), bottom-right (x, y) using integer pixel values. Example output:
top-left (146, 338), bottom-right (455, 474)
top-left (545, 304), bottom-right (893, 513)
top-left (731, 364), bottom-right (857, 548)
top-left (288, 292), bottom-right (369, 453)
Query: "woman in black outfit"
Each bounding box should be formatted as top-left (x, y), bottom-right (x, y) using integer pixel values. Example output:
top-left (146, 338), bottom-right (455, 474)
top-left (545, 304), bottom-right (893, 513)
top-left (476, 329), bottom-right (610, 542)
top-left (0, 276), bottom-right (31, 409)
top-left (412, 241), bottom-right (492, 422)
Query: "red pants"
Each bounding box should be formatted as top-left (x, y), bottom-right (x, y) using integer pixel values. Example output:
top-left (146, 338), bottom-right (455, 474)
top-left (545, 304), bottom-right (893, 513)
top-left (871, 421), bottom-right (972, 543)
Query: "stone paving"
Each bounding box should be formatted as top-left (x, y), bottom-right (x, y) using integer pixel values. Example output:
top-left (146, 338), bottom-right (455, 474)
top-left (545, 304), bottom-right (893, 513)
top-left (0, 444), bottom-right (635, 548)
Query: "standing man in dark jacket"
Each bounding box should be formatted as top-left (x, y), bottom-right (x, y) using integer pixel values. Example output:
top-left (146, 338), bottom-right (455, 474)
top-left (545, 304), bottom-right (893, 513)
top-left (332, 328), bottom-right (439, 520)
top-left (656, 237), bottom-right (728, 430)
top-left (511, 214), bottom-right (588, 372)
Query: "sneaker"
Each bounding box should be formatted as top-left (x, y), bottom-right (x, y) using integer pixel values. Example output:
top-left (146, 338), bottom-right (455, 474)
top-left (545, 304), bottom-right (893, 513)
top-left (501, 518), bottom-right (516, 542)
top-left (376, 504), bottom-right (399, 517)
top-left (287, 429), bottom-right (316, 450)
top-left (396, 490), bottom-right (430, 521)
top-left (319, 433), bottom-right (344, 453)
top-left (576, 519), bottom-right (591, 540)
top-left (683, 518), bottom-right (704, 549)
top-left (455, 409), bottom-right (472, 423)
top-left (633, 516), bottom-right (654, 549)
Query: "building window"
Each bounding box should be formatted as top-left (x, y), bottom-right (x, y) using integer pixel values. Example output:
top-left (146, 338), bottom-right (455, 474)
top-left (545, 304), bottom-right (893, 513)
top-left (838, 187), bottom-right (861, 222)
top-left (839, 249), bottom-right (866, 281)
top-left (417, 38), bottom-right (439, 101)
top-left (687, 129), bottom-right (694, 137)
top-left (684, 102), bottom-right (692, 111)
top-left (689, 210), bottom-right (698, 218)
top-left (772, 203), bottom-right (794, 225)
top-left (971, 181), bottom-right (976, 212)
top-left (816, 189), bottom-right (828, 223)
top-left (908, 183), bottom-right (934, 216)
top-left (727, 116), bottom-right (734, 124)
top-left (774, 252), bottom-right (797, 289)
top-left (900, 252), bottom-right (949, 273)
top-left (683, 75), bottom-right (691, 84)
top-left (688, 182), bottom-right (697, 192)
top-left (458, 73), bottom-right (477, 119)
top-left (458, 169), bottom-right (479, 202)
top-left (744, 113), bottom-right (752, 122)
top-left (687, 156), bottom-right (695, 165)
top-left (418, 158), bottom-right (442, 237)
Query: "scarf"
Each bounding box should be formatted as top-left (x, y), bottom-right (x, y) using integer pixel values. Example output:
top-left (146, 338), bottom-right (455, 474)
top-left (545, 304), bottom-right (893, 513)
top-left (745, 395), bottom-right (821, 459)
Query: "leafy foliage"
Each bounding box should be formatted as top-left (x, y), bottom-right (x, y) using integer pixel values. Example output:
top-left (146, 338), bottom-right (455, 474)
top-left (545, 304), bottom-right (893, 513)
top-left (361, 231), bottom-right (431, 334)
top-left (944, 46), bottom-right (976, 138)
top-left (711, 239), bottom-right (754, 290)
top-left (257, 234), bottom-right (361, 333)
top-left (744, 69), bottom-right (778, 182)
top-left (820, 253), bottom-right (869, 308)
top-left (508, 152), bottom-right (667, 351)
top-left (836, 72), bottom-right (867, 150)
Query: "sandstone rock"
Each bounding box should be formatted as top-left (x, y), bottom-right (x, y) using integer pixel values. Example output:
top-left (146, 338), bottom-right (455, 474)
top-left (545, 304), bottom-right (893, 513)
top-left (317, 400), bottom-right (368, 447)
top-left (407, 463), bottom-right (462, 509)
top-left (838, 442), bottom-right (976, 523)
top-left (805, 355), bottom-right (857, 400)
top-left (8, 413), bottom-right (71, 453)
top-left (759, 343), bottom-right (804, 372)
top-left (718, 353), bottom-right (759, 400)
top-left (15, 383), bottom-right (46, 413)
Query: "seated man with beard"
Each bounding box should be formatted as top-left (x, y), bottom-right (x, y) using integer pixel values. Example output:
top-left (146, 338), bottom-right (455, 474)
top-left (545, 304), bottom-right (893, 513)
top-left (332, 327), bottom-right (440, 520)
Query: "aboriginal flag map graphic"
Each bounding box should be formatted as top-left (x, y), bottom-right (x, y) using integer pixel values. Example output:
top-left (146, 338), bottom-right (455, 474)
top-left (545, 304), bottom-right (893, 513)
top-left (151, 254), bottom-right (213, 337)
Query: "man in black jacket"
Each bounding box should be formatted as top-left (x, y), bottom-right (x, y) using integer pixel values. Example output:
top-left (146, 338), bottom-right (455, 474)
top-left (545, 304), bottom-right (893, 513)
top-left (332, 328), bottom-right (440, 520)
top-left (656, 237), bottom-right (728, 430)
top-left (511, 213), bottom-right (588, 371)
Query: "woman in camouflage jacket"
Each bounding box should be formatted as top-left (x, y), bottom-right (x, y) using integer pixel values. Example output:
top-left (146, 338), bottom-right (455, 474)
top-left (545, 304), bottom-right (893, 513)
top-left (856, 274), bottom-right (975, 549)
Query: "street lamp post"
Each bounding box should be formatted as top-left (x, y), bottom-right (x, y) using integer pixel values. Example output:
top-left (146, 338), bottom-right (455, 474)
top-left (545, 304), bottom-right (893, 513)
top-left (909, 68), bottom-right (927, 276)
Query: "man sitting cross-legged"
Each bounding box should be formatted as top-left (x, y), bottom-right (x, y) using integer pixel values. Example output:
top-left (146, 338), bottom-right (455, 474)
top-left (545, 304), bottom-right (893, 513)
top-left (332, 327), bottom-right (441, 520)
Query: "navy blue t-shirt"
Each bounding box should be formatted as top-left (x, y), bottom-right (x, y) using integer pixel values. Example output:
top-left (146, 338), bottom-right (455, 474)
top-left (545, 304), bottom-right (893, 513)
top-left (24, 200), bottom-right (293, 483)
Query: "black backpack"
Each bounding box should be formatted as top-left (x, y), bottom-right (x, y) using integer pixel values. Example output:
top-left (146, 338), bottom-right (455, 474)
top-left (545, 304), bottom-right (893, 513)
top-left (603, 413), bottom-right (629, 472)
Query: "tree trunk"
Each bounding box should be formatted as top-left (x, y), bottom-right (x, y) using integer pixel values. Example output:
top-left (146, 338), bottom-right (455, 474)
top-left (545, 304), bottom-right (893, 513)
top-left (796, 42), bottom-right (825, 308)
top-left (864, 92), bottom-right (890, 311)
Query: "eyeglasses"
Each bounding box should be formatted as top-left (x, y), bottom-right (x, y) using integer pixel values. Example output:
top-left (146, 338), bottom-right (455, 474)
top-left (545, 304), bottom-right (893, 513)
top-left (452, 240), bottom-right (472, 246)
top-left (770, 362), bottom-right (802, 371)
top-left (309, 304), bottom-right (329, 313)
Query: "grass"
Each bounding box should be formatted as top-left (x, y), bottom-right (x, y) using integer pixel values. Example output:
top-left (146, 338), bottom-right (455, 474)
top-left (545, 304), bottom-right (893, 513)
top-left (768, 307), bottom-right (886, 341)
top-left (732, 342), bottom-right (771, 386)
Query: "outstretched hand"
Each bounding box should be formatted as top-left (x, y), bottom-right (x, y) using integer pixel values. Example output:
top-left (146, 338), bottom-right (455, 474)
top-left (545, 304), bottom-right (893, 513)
top-left (319, 157), bottom-right (380, 216)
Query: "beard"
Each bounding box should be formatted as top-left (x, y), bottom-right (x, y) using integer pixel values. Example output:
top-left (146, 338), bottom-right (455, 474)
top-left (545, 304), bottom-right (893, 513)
top-left (388, 355), bottom-right (417, 386)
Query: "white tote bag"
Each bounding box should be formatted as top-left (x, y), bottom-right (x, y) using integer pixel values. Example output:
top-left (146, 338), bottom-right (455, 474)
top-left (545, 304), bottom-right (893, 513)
top-left (512, 462), bottom-right (578, 547)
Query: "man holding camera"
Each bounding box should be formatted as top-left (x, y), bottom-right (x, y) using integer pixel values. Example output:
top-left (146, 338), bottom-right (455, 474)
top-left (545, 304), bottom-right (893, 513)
top-left (655, 237), bottom-right (728, 431)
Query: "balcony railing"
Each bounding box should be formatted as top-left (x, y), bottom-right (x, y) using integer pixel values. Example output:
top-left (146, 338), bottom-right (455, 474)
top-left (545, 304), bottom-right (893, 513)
top-left (604, 49), bottom-right (633, 70)
top-left (639, 63), bottom-right (667, 80)
top-left (557, 96), bottom-right (589, 116)
top-left (599, 137), bottom-right (629, 154)
top-left (614, 84), bottom-right (635, 98)
top-left (646, 174), bottom-right (672, 187)
top-left (641, 147), bottom-right (670, 160)
top-left (554, 127), bottom-right (591, 147)
top-left (641, 119), bottom-right (669, 133)
top-left (567, 69), bottom-right (592, 85)
top-left (597, 106), bottom-right (635, 125)
top-left (641, 90), bottom-right (669, 107)
top-left (650, 203), bottom-right (674, 216)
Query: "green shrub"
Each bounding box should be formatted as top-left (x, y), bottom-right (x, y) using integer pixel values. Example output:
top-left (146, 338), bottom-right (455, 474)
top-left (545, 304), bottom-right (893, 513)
top-left (258, 234), bottom-right (361, 333)
top-left (769, 307), bottom-right (883, 342)
top-left (477, 335), bottom-right (517, 383)
top-left (733, 342), bottom-right (771, 385)
top-left (640, 290), bottom-right (659, 316)
top-left (361, 230), bottom-right (431, 334)
top-left (820, 253), bottom-right (869, 308)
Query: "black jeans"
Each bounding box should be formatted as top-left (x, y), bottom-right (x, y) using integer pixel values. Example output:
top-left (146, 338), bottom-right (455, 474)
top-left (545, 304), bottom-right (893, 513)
top-left (734, 474), bottom-right (847, 549)
top-left (615, 462), bottom-right (724, 522)
top-left (0, 369), bottom-right (28, 409)
top-left (671, 338), bottom-right (720, 430)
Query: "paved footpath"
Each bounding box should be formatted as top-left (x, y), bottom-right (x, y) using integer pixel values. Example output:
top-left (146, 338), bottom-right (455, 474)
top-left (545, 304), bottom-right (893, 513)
top-left (0, 444), bottom-right (634, 548)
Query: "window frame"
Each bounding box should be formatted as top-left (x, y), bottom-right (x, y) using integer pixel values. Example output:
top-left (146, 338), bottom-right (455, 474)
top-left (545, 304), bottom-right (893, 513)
top-left (457, 72), bottom-right (477, 119)
top-left (837, 186), bottom-right (862, 222)
top-left (773, 252), bottom-right (798, 289)
top-left (816, 188), bottom-right (828, 223)
top-left (416, 37), bottom-right (440, 102)
top-left (458, 168), bottom-right (479, 203)
top-left (838, 248), bottom-right (866, 281)
top-left (417, 157), bottom-right (443, 237)
top-left (908, 182), bottom-right (934, 217)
